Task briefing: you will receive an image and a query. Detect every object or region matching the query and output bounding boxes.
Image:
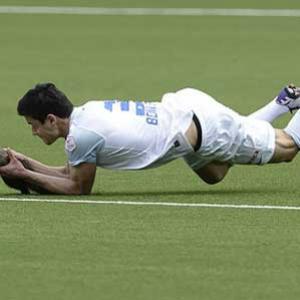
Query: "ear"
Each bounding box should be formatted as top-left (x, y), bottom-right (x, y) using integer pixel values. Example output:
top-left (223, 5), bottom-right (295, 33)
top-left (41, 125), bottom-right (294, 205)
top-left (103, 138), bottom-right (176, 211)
top-left (46, 114), bottom-right (57, 125)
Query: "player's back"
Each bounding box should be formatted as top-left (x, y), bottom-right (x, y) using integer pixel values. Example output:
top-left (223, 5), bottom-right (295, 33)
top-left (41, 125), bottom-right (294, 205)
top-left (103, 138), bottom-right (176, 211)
top-left (68, 97), bottom-right (194, 169)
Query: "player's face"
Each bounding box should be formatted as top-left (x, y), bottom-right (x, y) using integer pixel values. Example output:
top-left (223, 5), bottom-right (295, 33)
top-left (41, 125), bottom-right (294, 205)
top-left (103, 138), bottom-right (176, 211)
top-left (25, 116), bottom-right (59, 145)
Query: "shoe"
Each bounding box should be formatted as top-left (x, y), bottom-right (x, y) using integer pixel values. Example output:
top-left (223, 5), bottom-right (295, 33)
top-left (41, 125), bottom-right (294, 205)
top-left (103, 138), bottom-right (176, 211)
top-left (276, 84), bottom-right (300, 112)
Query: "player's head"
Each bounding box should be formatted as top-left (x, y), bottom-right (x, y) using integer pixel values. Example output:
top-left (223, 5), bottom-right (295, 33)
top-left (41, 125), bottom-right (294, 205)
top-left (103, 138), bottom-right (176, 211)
top-left (17, 83), bottom-right (74, 144)
top-left (17, 83), bottom-right (73, 123)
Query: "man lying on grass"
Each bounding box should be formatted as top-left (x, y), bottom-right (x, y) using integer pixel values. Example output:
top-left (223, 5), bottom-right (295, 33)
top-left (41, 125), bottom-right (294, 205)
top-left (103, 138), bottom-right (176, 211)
top-left (0, 82), bottom-right (299, 195)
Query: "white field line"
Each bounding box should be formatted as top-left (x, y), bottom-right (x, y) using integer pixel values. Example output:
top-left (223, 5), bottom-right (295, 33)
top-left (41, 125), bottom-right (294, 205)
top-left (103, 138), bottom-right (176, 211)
top-left (0, 197), bottom-right (300, 211)
top-left (0, 6), bottom-right (300, 17)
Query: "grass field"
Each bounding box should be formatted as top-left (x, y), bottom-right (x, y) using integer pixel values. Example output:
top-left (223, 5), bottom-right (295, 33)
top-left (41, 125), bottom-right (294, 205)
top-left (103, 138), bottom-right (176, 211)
top-left (1, 1), bottom-right (300, 299)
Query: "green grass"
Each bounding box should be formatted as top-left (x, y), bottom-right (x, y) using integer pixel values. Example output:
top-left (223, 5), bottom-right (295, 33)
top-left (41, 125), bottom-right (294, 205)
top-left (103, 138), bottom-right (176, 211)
top-left (1, 202), bottom-right (300, 300)
top-left (1, 1), bottom-right (300, 299)
top-left (1, 0), bottom-right (300, 8)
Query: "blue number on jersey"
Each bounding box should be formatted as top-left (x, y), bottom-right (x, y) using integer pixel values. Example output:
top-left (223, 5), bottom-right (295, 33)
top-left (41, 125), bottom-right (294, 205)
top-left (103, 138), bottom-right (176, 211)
top-left (120, 101), bottom-right (130, 111)
top-left (104, 100), bottom-right (115, 112)
top-left (135, 102), bottom-right (145, 116)
top-left (104, 100), bottom-right (158, 125)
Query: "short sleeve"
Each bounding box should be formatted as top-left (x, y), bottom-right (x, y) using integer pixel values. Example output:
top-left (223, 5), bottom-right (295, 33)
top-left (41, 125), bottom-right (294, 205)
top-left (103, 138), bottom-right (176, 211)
top-left (65, 127), bottom-right (105, 166)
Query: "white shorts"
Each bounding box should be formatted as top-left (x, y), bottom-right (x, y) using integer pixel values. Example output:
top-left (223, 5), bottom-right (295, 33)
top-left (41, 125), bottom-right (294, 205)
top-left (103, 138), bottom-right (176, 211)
top-left (173, 88), bottom-right (276, 170)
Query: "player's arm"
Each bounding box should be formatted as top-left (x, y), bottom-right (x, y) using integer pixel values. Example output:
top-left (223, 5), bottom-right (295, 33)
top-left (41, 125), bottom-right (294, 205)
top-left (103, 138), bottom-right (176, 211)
top-left (22, 157), bottom-right (69, 177)
top-left (0, 150), bottom-right (96, 195)
top-left (2, 129), bottom-right (103, 194)
top-left (9, 148), bottom-right (69, 177)
top-left (23, 162), bottom-right (96, 195)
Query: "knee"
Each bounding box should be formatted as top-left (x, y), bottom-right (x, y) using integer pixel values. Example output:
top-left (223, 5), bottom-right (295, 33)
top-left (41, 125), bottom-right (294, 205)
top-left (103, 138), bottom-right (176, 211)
top-left (195, 162), bottom-right (230, 184)
top-left (199, 172), bottom-right (226, 185)
top-left (272, 129), bottom-right (299, 163)
top-left (283, 151), bottom-right (297, 163)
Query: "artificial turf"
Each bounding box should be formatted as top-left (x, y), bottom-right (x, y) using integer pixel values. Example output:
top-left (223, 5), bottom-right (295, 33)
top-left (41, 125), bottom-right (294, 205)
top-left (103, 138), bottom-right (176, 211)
top-left (0, 1), bottom-right (300, 299)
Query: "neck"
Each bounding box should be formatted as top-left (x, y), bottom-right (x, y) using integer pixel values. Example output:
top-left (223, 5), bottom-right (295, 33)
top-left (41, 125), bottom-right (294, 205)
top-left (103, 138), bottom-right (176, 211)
top-left (56, 118), bottom-right (70, 138)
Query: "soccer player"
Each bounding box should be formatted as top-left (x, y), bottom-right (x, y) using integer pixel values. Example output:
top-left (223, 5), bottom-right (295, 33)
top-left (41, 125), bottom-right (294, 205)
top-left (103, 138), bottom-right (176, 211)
top-left (0, 83), bottom-right (299, 195)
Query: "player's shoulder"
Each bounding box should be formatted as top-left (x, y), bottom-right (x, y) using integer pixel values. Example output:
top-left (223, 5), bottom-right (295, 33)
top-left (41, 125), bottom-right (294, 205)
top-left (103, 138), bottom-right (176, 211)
top-left (73, 100), bottom-right (104, 115)
top-left (70, 100), bottom-right (104, 125)
top-left (65, 134), bottom-right (77, 152)
top-left (65, 126), bottom-right (105, 154)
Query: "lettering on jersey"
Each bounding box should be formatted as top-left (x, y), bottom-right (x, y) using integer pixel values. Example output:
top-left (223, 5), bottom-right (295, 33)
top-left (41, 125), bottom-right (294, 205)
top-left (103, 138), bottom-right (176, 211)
top-left (135, 102), bottom-right (145, 116)
top-left (104, 100), bottom-right (116, 112)
top-left (65, 135), bottom-right (77, 152)
top-left (103, 100), bottom-right (158, 125)
top-left (145, 106), bottom-right (158, 125)
top-left (120, 101), bottom-right (130, 111)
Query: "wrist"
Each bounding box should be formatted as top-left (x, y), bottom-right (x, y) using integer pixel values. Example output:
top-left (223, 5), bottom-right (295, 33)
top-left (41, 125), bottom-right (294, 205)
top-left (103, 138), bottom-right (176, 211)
top-left (19, 167), bottom-right (31, 180)
top-left (21, 158), bottom-right (32, 170)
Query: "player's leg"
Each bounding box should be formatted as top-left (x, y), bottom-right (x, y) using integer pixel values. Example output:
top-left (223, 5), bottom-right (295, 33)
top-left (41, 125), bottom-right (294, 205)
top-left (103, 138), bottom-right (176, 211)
top-left (198, 86), bottom-right (300, 181)
top-left (193, 161), bottom-right (232, 185)
top-left (230, 108), bottom-right (300, 165)
top-left (181, 86), bottom-right (300, 184)
top-left (248, 84), bottom-right (300, 122)
top-left (195, 126), bottom-right (298, 183)
top-left (269, 129), bottom-right (298, 163)
top-left (195, 126), bottom-right (299, 182)
top-left (268, 108), bottom-right (300, 162)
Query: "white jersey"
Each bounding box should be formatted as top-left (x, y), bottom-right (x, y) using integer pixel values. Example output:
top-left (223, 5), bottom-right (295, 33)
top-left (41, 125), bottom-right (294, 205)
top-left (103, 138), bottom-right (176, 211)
top-left (65, 92), bottom-right (194, 169)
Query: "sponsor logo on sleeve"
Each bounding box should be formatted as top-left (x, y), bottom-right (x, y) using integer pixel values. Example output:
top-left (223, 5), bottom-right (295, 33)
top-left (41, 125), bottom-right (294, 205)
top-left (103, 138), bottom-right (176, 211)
top-left (65, 135), bottom-right (77, 152)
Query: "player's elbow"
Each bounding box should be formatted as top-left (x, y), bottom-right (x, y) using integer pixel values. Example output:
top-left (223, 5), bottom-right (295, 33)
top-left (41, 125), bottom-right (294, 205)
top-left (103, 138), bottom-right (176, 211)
top-left (79, 189), bottom-right (92, 195)
top-left (74, 186), bottom-right (92, 195)
top-left (64, 182), bottom-right (92, 195)
top-left (78, 184), bottom-right (93, 195)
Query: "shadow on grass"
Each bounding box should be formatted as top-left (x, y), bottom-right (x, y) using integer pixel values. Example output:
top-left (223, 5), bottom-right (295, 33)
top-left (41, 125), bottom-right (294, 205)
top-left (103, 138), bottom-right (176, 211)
top-left (1, 187), bottom-right (296, 199)
top-left (93, 187), bottom-right (291, 198)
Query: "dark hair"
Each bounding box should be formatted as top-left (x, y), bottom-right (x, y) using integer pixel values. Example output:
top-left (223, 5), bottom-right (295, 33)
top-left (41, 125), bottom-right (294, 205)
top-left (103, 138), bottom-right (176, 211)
top-left (17, 83), bottom-right (74, 123)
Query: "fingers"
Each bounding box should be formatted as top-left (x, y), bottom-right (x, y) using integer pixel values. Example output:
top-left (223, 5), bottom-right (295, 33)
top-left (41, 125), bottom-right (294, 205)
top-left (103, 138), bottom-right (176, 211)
top-left (5, 148), bottom-right (26, 162)
top-left (0, 149), bottom-right (26, 178)
top-left (4, 148), bottom-right (18, 155)
top-left (6, 149), bottom-right (17, 162)
top-left (6, 149), bottom-right (12, 159)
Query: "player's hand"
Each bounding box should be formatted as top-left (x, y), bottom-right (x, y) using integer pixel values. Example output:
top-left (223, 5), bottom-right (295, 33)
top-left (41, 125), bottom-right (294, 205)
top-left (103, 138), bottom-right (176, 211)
top-left (3, 148), bottom-right (25, 160)
top-left (0, 149), bottom-right (26, 178)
